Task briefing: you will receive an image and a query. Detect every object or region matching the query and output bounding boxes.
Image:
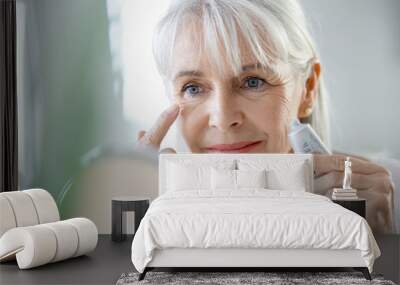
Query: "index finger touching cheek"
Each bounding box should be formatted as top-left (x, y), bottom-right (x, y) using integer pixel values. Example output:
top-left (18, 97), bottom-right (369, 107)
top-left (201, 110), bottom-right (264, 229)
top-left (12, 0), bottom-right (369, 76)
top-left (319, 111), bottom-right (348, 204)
top-left (141, 104), bottom-right (180, 148)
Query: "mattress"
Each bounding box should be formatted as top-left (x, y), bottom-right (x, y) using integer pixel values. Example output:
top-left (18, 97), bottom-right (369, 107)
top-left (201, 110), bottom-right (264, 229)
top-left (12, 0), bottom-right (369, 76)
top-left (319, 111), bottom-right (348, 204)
top-left (131, 189), bottom-right (380, 273)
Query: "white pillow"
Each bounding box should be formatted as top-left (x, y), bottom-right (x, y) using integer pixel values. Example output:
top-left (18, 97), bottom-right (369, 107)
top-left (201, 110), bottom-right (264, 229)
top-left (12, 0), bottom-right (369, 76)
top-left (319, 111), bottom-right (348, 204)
top-left (167, 162), bottom-right (210, 191)
top-left (266, 164), bottom-right (307, 191)
top-left (236, 169), bottom-right (267, 189)
top-left (166, 159), bottom-right (236, 191)
top-left (211, 168), bottom-right (236, 190)
top-left (211, 168), bottom-right (267, 190)
top-left (237, 158), bottom-right (309, 191)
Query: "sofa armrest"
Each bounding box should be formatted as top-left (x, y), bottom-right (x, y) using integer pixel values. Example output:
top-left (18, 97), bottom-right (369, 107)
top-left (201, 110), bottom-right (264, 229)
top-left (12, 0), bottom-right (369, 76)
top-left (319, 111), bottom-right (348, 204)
top-left (0, 218), bottom-right (97, 269)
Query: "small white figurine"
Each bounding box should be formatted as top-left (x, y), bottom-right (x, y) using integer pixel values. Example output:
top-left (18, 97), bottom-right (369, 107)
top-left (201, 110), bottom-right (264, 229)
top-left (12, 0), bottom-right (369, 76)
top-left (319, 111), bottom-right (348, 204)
top-left (332, 157), bottom-right (358, 200)
top-left (342, 157), bottom-right (352, 190)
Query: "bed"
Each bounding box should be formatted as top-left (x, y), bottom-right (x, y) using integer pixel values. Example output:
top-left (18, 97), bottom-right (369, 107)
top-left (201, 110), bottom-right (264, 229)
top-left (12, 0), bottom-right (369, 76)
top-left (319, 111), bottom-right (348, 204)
top-left (131, 153), bottom-right (380, 281)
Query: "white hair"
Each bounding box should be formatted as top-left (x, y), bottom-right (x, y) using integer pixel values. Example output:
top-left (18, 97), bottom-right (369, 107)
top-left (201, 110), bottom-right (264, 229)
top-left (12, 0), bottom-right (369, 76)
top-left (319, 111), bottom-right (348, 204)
top-left (152, 0), bottom-right (331, 149)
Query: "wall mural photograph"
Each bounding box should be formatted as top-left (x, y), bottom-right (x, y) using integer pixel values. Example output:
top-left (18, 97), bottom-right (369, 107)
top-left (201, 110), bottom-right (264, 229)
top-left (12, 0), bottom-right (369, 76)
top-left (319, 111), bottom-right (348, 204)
top-left (1, 0), bottom-right (399, 284)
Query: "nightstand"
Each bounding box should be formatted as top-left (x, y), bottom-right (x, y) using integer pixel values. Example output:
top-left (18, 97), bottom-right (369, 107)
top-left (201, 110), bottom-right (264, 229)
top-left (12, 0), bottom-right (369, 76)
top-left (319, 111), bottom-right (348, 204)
top-left (111, 196), bottom-right (150, 242)
top-left (332, 198), bottom-right (366, 218)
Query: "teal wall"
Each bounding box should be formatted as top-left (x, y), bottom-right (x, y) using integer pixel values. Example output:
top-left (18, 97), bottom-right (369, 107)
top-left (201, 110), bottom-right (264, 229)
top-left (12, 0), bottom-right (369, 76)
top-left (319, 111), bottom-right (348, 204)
top-left (17, 0), bottom-right (125, 214)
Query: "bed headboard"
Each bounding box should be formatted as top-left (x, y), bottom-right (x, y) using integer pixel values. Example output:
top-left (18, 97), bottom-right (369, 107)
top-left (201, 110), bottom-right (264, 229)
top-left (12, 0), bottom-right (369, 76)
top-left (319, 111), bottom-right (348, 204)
top-left (158, 153), bottom-right (313, 195)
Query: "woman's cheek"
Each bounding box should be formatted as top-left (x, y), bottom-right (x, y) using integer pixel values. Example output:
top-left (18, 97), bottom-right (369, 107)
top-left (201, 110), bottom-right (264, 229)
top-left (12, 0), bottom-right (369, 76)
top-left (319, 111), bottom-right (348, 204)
top-left (245, 94), bottom-right (292, 153)
top-left (271, 85), bottom-right (299, 152)
top-left (178, 103), bottom-right (206, 152)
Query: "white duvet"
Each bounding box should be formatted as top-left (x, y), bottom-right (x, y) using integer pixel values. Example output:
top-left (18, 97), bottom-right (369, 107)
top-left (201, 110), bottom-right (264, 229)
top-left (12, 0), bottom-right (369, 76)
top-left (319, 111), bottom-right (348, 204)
top-left (131, 189), bottom-right (380, 273)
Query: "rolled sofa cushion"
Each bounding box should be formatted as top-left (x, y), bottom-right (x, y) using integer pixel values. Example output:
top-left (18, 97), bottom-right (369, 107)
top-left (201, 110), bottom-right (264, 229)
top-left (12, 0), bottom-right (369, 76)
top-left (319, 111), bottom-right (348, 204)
top-left (41, 221), bottom-right (79, 262)
top-left (0, 196), bottom-right (17, 237)
top-left (0, 191), bottom-right (40, 228)
top-left (63, 218), bottom-right (98, 257)
top-left (0, 225), bottom-right (57, 268)
top-left (0, 189), bottom-right (59, 237)
top-left (0, 218), bottom-right (98, 269)
top-left (23, 189), bottom-right (60, 224)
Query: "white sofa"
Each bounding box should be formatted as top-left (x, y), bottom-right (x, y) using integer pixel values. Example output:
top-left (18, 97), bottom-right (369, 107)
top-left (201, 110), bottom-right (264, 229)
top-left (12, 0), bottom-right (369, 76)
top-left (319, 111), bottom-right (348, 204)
top-left (0, 189), bottom-right (98, 269)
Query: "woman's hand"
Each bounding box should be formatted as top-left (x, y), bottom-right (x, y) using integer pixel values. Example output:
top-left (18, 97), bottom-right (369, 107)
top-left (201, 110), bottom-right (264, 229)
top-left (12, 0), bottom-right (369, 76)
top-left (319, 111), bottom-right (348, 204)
top-left (136, 104), bottom-right (180, 154)
top-left (313, 154), bottom-right (395, 233)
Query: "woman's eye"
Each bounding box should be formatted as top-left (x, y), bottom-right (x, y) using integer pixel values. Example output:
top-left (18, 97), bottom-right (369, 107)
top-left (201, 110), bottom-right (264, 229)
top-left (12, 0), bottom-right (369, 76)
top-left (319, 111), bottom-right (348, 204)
top-left (182, 84), bottom-right (203, 97)
top-left (243, 77), bottom-right (265, 90)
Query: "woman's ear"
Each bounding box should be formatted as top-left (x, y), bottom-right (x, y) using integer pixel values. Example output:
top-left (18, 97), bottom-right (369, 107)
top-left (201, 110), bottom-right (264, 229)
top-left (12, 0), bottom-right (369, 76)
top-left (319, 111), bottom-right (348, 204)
top-left (298, 62), bottom-right (321, 119)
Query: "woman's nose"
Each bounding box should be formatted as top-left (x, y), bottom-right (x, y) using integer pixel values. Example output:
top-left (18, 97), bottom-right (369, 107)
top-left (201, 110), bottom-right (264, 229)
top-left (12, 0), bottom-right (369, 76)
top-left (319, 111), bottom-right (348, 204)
top-left (208, 89), bottom-right (243, 132)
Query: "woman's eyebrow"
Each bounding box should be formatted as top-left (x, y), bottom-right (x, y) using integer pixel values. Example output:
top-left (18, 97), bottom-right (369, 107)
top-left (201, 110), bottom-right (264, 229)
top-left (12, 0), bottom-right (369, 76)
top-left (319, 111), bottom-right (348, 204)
top-left (241, 62), bottom-right (263, 72)
top-left (173, 70), bottom-right (205, 81)
top-left (173, 62), bottom-right (265, 81)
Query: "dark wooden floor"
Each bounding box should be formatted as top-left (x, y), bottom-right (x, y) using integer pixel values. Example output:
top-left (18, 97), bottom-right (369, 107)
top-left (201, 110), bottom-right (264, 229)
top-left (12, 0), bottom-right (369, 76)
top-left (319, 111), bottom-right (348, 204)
top-left (0, 234), bottom-right (398, 285)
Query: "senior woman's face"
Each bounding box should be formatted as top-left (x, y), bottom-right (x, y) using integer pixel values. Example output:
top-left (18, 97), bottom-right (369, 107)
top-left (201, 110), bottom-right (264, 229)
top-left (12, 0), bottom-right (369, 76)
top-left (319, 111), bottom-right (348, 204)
top-left (169, 27), bottom-right (304, 153)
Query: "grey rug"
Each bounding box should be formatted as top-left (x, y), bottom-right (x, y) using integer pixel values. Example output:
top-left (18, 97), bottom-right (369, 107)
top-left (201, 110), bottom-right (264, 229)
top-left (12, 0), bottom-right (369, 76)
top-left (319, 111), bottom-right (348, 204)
top-left (116, 271), bottom-right (396, 285)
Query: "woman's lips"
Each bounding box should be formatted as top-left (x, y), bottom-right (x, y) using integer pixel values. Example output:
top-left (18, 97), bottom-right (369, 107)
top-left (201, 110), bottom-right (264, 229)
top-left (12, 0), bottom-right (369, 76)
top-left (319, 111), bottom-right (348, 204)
top-left (203, 140), bottom-right (264, 153)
